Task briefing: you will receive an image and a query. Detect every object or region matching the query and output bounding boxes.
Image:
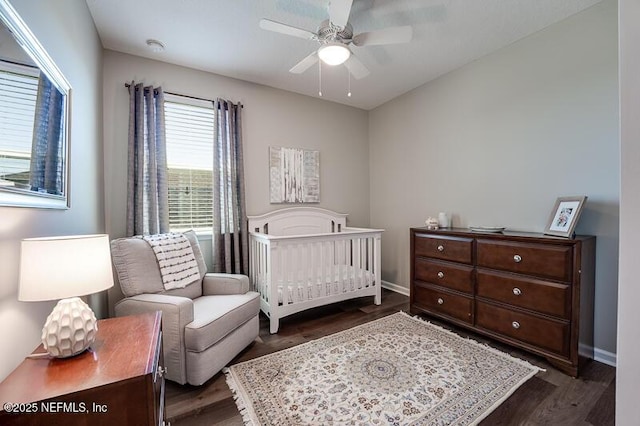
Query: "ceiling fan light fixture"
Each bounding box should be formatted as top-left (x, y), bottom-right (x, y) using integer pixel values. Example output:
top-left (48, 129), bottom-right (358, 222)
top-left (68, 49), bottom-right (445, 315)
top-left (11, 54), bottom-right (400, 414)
top-left (318, 43), bottom-right (350, 66)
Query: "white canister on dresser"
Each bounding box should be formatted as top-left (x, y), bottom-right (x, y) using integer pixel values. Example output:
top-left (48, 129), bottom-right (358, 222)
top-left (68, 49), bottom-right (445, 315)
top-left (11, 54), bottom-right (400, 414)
top-left (438, 212), bottom-right (450, 228)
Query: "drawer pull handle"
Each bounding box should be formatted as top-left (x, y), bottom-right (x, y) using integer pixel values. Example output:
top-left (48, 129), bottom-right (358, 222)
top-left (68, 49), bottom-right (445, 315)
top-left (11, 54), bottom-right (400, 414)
top-left (437, 297), bottom-right (444, 305)
top-left (437, 245), bottom-right (444, 252)
top-left (512, 287), bottom-right (522, 296)
top-left (513, 254), bottom-right (522, 263)
top-left (512, 321), bottom-right (521, 329)
top-left (437, 271), bottom-right (444, 279)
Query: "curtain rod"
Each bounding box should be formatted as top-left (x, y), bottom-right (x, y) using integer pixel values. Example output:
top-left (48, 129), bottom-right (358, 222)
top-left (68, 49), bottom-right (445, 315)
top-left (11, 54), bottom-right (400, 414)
top-left (123, 83), bottom-right (242, 108)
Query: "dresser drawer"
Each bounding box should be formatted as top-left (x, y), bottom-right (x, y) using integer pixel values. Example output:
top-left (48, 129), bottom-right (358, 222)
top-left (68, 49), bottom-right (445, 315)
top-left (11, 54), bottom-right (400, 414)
top-left (476, 240), bottom-right (572, 281)
top-left (413, 284), bottom-right (472, 324)
top-left (414, 258), bottom-right (474, 293)
top-left (476, 301), bottom-right (569, 355)
top-left (414, 234), bottom-right (473, 264)
top-left (477, 270), bottom-right (570, 318)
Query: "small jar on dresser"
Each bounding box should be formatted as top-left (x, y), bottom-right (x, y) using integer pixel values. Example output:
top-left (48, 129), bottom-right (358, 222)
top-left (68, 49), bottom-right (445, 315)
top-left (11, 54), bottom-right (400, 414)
top-left (409, 227), bottom-right (596, 377)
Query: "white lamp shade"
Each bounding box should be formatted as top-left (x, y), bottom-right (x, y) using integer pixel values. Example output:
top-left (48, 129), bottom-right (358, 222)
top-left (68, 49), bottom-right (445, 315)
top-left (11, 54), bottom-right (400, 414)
top-left (19, 234), bottom-right (114, 301)
top-left (318, 43), bottom-right (351, 66)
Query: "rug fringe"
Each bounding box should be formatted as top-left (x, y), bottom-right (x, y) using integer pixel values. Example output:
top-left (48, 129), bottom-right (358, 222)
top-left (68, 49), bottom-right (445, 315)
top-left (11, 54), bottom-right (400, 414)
top-left (400, 311), bottom-right (546, 373)
top-left (223, 367), bottom-right (257, 426)
top-left (469, 365), bottom-right (540, 425)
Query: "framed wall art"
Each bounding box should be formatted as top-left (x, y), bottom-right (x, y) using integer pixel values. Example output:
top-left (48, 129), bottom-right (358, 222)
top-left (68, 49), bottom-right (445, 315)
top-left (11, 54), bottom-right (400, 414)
top-left (269, 146), bottom-right (319, 203)
top-left (544, 196), bottom-right (587, 238)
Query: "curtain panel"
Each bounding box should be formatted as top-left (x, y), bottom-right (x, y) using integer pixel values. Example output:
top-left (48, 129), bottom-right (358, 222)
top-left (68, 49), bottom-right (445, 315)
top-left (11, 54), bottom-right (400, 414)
top-left (212, 99), bottom-right (248, 274)
top-left (29, 73), bottom-right (64, 195)
top-left (126, 83), bottom-right (169, 236)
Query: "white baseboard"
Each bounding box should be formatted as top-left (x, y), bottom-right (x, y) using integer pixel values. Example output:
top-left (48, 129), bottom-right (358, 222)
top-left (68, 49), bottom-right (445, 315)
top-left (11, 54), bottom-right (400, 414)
top-left (381, 280), bottom-right (410, 296)
top-left (580, 343), bottom-right (617, 367)
top-left (381, 280), bottom-right (617, 368)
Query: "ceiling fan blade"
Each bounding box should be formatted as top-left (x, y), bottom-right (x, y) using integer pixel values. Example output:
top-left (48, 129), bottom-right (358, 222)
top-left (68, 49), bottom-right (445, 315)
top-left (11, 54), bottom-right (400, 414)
top-left (259, 18), bottom-right (316, 40)
top-left (352, 26), bottom-right (413, 46)
top-left (289, 51), bottom-right (319, 74)
top-left (344, 55), bottom-right (369, 79)
top-left (328, 0), bottom-right (354, 29)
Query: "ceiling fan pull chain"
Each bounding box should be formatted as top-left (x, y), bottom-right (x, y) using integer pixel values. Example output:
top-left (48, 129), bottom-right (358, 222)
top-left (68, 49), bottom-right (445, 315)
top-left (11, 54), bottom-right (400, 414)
top-left (347, 69), bottom-right (351, 97)
top-left (318, 60), bottom-right (322, 97)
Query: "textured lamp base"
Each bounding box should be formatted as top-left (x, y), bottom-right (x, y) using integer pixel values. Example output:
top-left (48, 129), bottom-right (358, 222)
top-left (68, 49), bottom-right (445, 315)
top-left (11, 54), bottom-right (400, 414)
top-left (41, 297), bottom-right (98, 358)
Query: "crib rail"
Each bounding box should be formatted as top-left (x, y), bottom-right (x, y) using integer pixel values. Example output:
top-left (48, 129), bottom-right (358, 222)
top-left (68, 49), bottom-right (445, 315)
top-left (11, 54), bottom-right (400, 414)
top-left (249, 228), bottom-right (383, 322)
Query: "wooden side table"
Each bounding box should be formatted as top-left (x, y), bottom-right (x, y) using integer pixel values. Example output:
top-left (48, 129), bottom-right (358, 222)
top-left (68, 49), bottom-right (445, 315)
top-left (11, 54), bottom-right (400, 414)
top-left (0, 311), bottom-right (166, 425)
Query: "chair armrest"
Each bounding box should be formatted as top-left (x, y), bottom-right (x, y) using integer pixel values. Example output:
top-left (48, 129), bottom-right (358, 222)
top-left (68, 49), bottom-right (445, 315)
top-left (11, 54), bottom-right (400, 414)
top-left (202, 273), bottom-right (250, 295)
top-left (114, 294), bottom-right (194, 385)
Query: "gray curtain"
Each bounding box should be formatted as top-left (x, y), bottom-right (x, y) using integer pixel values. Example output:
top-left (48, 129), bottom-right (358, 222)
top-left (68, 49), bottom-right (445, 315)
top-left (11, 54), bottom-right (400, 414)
top-left (126, 82), bottom-right (169, 236)
top-left (29, 73), bottom-right (64, 195)
top-left (212, 99), bottom-right (248, 274)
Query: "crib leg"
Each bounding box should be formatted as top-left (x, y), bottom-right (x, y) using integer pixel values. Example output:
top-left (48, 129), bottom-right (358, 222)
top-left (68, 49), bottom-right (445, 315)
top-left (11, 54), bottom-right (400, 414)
top-left (374, 288), bottom-right (382, 305)
top-left (270, 317), bottom-right (279, 334)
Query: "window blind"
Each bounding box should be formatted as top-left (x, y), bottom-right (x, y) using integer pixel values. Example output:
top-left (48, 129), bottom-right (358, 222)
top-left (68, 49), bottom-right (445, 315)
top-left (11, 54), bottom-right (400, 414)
top-left (164, 100), bottom-right (215, 232)
top-left (0, 68), bottom-right (38, 187)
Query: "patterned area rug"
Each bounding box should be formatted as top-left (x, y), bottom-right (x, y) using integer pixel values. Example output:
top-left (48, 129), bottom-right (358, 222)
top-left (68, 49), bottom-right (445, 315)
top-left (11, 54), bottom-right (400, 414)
top-left (224, 312), bottom-right (542, 425)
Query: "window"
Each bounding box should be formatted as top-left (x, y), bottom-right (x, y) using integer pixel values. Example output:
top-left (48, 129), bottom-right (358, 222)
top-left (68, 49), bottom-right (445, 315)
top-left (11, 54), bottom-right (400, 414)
top-left (0, 63), bottom-right (38, 188)
top-left (164, 96), bottom-right (214, 232)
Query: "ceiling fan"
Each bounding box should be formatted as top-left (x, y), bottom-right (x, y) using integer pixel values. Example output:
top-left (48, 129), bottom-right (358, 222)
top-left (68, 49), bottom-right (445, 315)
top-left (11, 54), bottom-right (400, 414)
top-left (259, 0), bottom-right (413, 80)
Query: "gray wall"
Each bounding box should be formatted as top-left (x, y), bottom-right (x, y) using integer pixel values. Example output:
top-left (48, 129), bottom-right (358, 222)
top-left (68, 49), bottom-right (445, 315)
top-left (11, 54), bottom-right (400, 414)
top-left (0, 0), bottom-right (103, 380)
top-left (617, 0), bottom-right (639, 423)
top-left (369, 0), bottom-right (619, 359)
top-left (102, 51), bottom-right (370, 303)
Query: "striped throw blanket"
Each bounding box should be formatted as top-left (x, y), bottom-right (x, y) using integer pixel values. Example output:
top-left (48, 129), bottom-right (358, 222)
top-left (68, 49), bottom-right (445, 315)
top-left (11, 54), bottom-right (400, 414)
top-left (142, 233), bottom-right (201, 290)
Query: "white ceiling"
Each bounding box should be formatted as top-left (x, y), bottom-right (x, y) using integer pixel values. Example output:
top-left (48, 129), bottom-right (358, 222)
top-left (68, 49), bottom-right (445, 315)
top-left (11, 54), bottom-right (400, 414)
top-left (85, 0), bottom-right (602, 110)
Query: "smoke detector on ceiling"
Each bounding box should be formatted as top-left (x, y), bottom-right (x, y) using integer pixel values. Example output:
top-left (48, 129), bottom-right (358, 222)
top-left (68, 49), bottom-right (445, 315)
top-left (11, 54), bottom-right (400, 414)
top-left (146, 39), bottom-right (165, 53)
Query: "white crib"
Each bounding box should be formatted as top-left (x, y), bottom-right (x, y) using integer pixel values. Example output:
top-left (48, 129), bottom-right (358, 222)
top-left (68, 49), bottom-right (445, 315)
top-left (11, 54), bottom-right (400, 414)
top-left (248, 207), bottom-right (383, 333)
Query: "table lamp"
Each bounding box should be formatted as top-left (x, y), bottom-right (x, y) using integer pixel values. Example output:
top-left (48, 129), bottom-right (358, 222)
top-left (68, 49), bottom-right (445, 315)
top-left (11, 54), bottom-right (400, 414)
top-left (18, 234), bottom-right (114, 358)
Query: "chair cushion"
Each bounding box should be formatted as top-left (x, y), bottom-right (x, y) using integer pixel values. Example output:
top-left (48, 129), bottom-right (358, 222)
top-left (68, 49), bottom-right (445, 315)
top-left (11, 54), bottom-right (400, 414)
top-left (111, 230), bottom-right (206, 298)
top-left (184, 291), bottom-right (260, 352)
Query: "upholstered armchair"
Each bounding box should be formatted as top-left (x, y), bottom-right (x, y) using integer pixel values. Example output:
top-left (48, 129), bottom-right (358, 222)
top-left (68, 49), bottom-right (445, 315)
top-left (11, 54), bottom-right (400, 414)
top-left (110, 231), bottom-right (259, 386)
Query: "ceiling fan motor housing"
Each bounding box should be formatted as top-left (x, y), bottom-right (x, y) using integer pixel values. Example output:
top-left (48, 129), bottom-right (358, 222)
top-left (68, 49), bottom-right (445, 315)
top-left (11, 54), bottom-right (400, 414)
top-left (317, 19), bottom-right (353, 44)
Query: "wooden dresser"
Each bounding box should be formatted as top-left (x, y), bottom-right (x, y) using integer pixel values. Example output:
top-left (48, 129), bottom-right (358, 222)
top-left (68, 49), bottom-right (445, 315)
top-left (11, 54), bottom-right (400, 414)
top-left (410, 227), bottom-right (596, 376)
top-left (0, 312), bottom-right (166, 426)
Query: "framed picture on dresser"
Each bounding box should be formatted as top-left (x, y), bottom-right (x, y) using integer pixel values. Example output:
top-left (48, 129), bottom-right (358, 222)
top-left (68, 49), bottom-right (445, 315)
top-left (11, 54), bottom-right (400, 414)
top-left (544, 195), bottom-right (587, 237)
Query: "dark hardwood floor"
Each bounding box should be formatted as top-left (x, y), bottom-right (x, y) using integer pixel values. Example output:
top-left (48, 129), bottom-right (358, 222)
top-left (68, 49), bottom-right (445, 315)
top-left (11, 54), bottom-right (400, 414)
top-left (166, 290), bottom-right (615, 425)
